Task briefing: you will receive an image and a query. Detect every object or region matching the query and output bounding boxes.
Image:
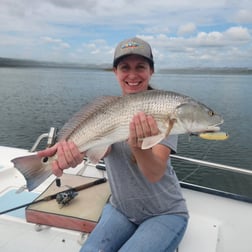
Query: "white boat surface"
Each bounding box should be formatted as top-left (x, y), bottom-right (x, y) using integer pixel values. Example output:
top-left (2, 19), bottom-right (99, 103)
top-left (0, 130), bottom-right (252, 252)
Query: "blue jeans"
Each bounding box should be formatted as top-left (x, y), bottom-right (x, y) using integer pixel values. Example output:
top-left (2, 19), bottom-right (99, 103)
top-left (80, 203), bottom-right (188, 252)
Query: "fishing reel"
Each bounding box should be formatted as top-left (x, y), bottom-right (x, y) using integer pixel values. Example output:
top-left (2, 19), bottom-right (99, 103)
top-left (56, 189), bottom-right (78, 207)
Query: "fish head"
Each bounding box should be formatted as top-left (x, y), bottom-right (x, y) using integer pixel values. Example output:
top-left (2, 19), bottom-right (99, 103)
top-left (174, 98), bottom-right (224, 134)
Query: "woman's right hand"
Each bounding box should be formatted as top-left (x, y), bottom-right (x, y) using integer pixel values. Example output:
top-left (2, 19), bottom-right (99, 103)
top-left (37, 141), bottom-right (85, 177)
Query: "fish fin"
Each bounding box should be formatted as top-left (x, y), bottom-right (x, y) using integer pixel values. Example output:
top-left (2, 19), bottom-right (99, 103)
top-left (141, 118), bottom-right (177, 150)
top-left (58, 96), bottom-right (121, 140)
top-left (11, 155), bottom-right (52, 191)
top-left (86, 146), bottom-right (110, 164)
top-left (141, 133), bottom-right (166, 149)
top-left (165, 118), bottom-right (176, 137)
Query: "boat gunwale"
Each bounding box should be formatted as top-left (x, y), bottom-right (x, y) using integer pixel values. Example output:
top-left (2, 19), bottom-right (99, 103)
top-left (180, 181), bottom-right (252, 204)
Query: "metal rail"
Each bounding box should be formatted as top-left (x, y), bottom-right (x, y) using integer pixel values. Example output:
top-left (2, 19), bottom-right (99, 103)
top-left (30, 127), bottom-right (57, 152)
top-left (170, 154), bottom-right (252, 176)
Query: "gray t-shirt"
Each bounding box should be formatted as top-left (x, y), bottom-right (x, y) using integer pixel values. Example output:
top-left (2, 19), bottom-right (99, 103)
top-left (104, 135), bottom-right (188, 224)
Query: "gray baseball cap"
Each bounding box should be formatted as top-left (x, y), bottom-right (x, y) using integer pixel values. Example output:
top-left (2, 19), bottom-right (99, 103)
top-left (113, 37), bottom-right (154, 67)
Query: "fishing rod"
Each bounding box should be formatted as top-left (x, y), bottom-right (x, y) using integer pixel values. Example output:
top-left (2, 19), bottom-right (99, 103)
top-left (0, 177), bottom-right (107, 215)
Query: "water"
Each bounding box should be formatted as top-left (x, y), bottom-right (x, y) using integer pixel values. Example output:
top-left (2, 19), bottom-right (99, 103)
top-left (1, 67), bottom-right (252, 197)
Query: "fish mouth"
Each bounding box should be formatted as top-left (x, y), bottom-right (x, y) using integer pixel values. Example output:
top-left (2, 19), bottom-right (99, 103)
top-left (204, 126), bottom-right (221, 133)
top-left (196, 120), bottom-right (223, 134)
top-left (204, 120), bottom-right (224, 133)
top-left (191, 126), bottom-right (220, 136)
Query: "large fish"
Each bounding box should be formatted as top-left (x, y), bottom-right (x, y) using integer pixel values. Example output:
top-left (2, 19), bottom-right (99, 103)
top-left (12, 90), bottom-right (223, 191)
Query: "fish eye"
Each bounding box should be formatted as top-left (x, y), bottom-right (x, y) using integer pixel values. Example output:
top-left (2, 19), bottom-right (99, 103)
top-left (208, 110), bottom-right (215, 116)
top-left (42, 157), bottom-right (49, 163)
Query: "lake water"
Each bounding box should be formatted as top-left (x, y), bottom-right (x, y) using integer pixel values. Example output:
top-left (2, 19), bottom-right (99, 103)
top-left (0, 67), bottom-right (251, 197)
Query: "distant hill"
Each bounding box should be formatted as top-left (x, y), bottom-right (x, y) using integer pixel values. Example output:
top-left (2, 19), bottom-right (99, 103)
top-left (0, 57), bottom-right (251, 74)
top-left (0, 57), bottom-right (112, 70)
top-left (158, 67), bottom-right (252, 75)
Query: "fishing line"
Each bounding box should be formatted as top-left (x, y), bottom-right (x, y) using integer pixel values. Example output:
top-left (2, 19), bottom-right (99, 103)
top-left (180, 139), bottom-right (215, 182)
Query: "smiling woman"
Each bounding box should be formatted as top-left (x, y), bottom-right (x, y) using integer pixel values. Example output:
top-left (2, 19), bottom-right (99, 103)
top-left (112, 37), bottom-right (154, 94)
top-left (34, 37), bottom-right (189, 252)
top-left (113, 55), bottom-right (153, 94)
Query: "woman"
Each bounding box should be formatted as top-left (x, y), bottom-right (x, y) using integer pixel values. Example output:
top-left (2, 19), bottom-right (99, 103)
top-left (38, 37), bottom-right (188, 252)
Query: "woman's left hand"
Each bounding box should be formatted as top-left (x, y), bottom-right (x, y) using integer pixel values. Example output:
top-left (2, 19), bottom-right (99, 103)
top-left (128, 111), bottom-right (159, 149)
top-left (128, 111), bottom-right (171, 182)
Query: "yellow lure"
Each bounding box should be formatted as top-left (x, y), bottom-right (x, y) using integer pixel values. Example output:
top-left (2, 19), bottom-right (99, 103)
top-left (199, 132), bottom-right (229, 141)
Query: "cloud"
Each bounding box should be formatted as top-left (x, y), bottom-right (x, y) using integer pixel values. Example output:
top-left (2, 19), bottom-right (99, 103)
top-left (150, 26), bottom-right (251, 48)
top-left (47, 0), bottom-right (97, 10)
top-left (177, 23), bottom-right (197, 36)
top-left (41, 36), bottom-right (70, 49)
top-left (144, 26), bottom-right (170, 34)
top-left (224, 26), bottom-right (251, 41)
top-left (234, 9), bottom-right (252, 23)
top-left (138, 25), bottom-right (251, 67)
top-left (0, 0), bottom-right (251, 67)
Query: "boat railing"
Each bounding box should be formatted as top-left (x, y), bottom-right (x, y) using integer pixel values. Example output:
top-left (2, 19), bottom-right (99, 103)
top-left (29, 127), bottom-right (57, 152)
top-left (170, 154), bottom-right (252, 176)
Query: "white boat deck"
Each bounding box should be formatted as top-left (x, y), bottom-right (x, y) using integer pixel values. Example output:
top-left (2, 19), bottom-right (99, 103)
top-left (0, 146), bottom-right (252, 252)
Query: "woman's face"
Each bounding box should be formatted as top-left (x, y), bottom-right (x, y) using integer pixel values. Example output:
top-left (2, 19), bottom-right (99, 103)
top-left (113, 55), bottom-right (154, 95)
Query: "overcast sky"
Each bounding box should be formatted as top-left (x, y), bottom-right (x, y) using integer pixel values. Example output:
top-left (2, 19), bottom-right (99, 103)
top-left (1, 0), bottom-right (252, 68)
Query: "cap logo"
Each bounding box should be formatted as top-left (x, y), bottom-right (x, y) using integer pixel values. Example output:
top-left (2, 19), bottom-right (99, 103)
top-left (121, 41), bottom-right (142, 49)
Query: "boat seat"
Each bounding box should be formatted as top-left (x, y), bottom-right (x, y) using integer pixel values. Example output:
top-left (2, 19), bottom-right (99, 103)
top-left (177, 214), bottom-right (219, 252)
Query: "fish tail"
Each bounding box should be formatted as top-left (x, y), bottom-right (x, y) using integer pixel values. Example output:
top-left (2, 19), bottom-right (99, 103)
top-left (11, 154), bottom-right (52, 191)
